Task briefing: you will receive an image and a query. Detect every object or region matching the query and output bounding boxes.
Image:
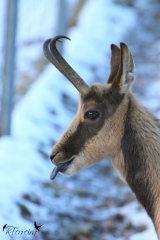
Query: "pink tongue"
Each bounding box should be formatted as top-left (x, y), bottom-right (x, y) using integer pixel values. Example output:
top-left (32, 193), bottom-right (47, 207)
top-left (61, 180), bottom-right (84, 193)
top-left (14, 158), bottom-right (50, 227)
top-left (50, 162), bottom-right (68, 180)
top-left (50, 167), bottom-right (58, 180)
top-left (50, 159), bottom-right (73, 180)
top-left (50, 167), bottom-right (59, 180)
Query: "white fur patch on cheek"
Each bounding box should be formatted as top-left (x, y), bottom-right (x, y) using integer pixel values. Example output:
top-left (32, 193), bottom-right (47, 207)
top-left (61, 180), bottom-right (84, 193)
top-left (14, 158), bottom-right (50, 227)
top-left (61, 164), bottom-right (76, 176)
top-left (62, 152), bottom-right (91, 176)
top-left (68, 154), bottom-right (87, 174)
top-left (60, 120), bottom-right (116, 176)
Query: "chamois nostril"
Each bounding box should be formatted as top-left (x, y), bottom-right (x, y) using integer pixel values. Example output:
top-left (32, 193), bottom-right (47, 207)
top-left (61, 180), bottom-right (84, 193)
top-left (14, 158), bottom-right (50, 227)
top-left (50, 152), bottom-right (57, 161)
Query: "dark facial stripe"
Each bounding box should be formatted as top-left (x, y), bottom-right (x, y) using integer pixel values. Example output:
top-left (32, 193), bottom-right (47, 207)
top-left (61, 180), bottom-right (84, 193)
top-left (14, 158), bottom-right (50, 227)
top-left (59, 87), bottom-right (124, 163)
top-left (61, 107), bottom-right (106, 159)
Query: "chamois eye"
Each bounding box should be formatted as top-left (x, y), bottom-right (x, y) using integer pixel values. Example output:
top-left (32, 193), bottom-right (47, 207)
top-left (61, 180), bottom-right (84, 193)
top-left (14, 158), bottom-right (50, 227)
top-left (84, 111), bottom-right (100, 120)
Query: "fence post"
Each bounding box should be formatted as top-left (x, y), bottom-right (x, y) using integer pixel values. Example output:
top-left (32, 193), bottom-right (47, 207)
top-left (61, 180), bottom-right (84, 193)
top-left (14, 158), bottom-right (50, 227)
top-left (56, 0), bottom-right (68, 54)
top-left (0, 0), bottom-right (18, 136)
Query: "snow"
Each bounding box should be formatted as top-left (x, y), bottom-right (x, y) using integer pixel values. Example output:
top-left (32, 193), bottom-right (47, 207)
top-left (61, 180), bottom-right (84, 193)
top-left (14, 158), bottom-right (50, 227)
top-left (0, 0), bottom-right (159, 239)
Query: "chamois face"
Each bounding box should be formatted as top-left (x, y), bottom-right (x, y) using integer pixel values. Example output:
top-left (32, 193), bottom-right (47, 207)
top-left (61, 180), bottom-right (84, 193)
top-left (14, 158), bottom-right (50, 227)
top-left (43, 36), bottom-right (135, 179)
top-left (50, 83), bottom-right (129, 178)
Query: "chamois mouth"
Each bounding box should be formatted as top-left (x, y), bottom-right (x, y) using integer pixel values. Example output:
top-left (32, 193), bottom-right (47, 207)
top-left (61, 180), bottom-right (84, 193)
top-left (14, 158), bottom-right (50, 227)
top-left (50, 158), bottom-right (74, 180)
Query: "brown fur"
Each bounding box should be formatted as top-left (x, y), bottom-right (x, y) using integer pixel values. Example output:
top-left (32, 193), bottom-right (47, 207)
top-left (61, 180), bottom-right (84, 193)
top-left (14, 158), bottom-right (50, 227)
top-left (121, 95), bottom-right (160, 236)
top-left (48, 40), bottom-right (160, 238)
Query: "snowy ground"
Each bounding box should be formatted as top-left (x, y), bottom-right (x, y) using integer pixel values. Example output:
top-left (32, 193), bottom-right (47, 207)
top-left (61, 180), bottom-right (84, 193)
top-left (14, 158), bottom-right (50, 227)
top-left (0, 0), bottom-right (159, 239)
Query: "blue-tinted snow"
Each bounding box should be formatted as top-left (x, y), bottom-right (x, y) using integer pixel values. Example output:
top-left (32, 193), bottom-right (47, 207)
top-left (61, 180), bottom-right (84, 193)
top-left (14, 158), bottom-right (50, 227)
top-left (0, 0), bottom-right (159, 239)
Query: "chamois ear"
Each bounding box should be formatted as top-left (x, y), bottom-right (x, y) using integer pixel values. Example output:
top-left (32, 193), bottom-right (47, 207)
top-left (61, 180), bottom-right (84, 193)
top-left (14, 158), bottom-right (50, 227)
top-left (107, 44), bottom-right (121, 83)
top-left (111, 43), bottom-right (135, 93)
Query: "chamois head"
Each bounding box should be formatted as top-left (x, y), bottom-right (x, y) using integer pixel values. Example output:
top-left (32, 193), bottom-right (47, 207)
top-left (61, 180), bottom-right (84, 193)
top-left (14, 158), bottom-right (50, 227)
top-left (43, 36), bottom-right (135, 180)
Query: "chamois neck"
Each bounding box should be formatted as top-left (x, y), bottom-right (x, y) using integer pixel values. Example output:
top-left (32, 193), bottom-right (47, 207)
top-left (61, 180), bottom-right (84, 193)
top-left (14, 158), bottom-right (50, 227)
top-left (122, 95), bottom-right (160, 237)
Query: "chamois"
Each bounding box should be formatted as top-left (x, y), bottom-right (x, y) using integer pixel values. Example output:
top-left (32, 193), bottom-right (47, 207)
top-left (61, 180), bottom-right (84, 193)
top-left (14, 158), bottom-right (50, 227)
top-left (43, 35), bottom-right (160, 238)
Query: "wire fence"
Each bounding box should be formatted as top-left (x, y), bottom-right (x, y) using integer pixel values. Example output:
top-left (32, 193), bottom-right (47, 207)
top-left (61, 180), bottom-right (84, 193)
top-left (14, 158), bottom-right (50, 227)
top-left (0, 0), bottom-right (77, 136)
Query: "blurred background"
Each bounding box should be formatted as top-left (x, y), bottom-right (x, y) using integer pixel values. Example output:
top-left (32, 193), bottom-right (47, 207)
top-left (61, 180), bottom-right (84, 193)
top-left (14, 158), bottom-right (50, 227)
top-left (0, 0), bottom-right (160, 239)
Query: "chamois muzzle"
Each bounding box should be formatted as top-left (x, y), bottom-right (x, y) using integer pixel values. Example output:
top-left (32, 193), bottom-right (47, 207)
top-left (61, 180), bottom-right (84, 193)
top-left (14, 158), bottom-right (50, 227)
top-left (50, 151), bottom-right (74, 180)
top-left (43, 35), bottom-right (89, 93)
top-left (50, 158), bottom-right (74, 180)
top-left (50, 152), bottom-right (57, 161)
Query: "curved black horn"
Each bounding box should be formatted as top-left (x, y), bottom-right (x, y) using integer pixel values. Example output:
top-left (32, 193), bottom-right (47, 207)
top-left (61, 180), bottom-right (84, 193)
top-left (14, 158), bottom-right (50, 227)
top-left (43, 35), bottom-right (89, 93)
